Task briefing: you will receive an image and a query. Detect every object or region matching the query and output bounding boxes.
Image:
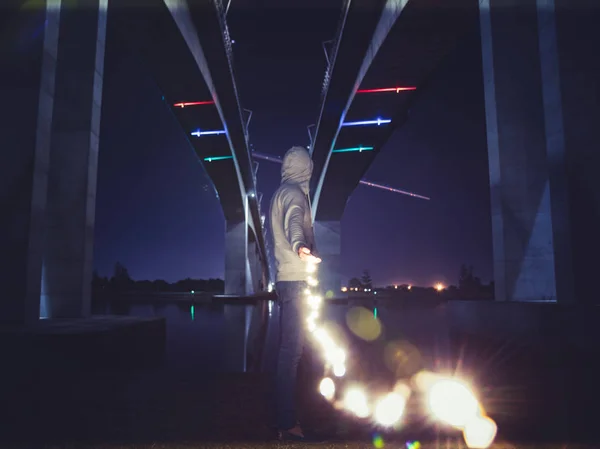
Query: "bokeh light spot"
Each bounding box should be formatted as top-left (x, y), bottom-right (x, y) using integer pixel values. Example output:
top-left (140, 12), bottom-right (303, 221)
top-left (384, 340), bottom-right (422, 378)
top-left (346, 307), bottom-right (382, 341)
top-left (372, 433), bottom-right (385, 448)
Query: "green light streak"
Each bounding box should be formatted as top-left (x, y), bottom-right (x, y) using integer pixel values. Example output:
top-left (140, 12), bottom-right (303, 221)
top-left (190, 305), bottom-right (195, 321)
top-left (373, 307), bottom-right (378, 318)
top-left (332, 146), bottom-right (374, 153)
top-left (203, 156), bottom-right (233, 162)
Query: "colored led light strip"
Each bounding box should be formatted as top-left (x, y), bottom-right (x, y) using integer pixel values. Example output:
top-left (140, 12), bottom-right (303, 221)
top-left (173, 101), bottom-right (215, 108)
top-left (332, 146), bottom-right (374, 153)
top-left (356, 86), bottom-right (417, 94)
top-left (203, 156), bottom-right (233, 162)
top-left (191, 129), bottom-right (226, 137)
top-left (342, 118), bottom-right (391, 127)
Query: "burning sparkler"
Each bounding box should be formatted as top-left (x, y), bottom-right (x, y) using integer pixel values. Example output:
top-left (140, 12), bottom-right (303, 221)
top-left (306, 261), bottom-right (497, 448)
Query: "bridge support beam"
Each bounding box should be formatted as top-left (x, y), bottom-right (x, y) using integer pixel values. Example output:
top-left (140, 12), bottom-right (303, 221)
top-left (224, 220), bottom-right (253, 296)
top-left (41, 1), bottom-right (107, 319)
top-left (480, 0), bottom-right (599, 302)
top-left (0, 0), bottom-right (106, 324)
top-left (224, 219), bottom-right (253, 372)
top-left (314, 221), bottom-right (342, 297)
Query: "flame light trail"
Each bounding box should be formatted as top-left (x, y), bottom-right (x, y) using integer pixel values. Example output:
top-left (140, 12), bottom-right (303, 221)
top-left (306, 262), bottom-right (497, 448)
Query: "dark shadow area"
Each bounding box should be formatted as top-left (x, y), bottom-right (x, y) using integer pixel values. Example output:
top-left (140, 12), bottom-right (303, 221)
top-left (0, 298), bottom-right (598, 447)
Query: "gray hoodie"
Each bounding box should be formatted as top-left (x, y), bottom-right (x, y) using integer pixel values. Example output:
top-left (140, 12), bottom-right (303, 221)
top-left (269, 146), bottom-right (317, 282)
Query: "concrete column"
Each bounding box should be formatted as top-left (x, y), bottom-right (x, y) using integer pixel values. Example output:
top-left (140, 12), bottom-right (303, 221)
top-left (224, 218), bottom-right (252, 371)
top-left (247, 235), bottom-right (260, 294)
top-left (0, 3), bottom-right (61, 325)
top-left (40, 0), bottom-right (107, 318)
top-left (224, 220), bottom-right (249, 295)
top-left (314, 221), bottom-right (341, 297)
top-left (480, 0), bottom-right (574, 302)
top-left (549, 0), bottom-right (600, 303)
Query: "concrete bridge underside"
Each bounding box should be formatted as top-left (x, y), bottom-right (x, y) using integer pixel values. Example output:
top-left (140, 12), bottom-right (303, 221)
top-left (311, 0), bottom-right (600, 303)
top-left (0, 0), bottom-right (269, 326)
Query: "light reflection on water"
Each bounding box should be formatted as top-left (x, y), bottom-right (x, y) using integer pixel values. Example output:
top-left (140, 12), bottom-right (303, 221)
top-left (93, 298), bottom-right (450, 378)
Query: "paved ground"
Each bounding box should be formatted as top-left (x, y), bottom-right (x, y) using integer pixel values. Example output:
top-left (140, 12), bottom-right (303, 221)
top-left (5, 442), bottom-right (593, 449)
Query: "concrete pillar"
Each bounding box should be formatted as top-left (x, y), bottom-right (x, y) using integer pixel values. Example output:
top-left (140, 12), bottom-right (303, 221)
top-left (40, 0), bottom-right (107, 318)
top-left (314, 221), bottom-right (342, 297)
top-left (224, 219), bottom-right (250, 295)
top-left (479, 0), bottom-right (575, 302)
top-left (247, 235), bottom-right (261, 294)
top-left (224, 217), bottom-right (252, 371)
top-left (549, 0), bottom-right (600, 303)
top-left (0, 3), bottom-right (61, 325)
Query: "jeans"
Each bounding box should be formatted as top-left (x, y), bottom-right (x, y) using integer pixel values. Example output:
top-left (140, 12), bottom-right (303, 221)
top-left (275, 280), bottom-right (307, 430)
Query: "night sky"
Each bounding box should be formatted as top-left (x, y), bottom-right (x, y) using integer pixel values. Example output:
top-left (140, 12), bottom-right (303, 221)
top-left (94, 5), bottom-right (492, 288)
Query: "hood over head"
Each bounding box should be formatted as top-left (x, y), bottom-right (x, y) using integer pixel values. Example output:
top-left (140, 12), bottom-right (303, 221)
top-left (281, 146), bottom-right (313, 193)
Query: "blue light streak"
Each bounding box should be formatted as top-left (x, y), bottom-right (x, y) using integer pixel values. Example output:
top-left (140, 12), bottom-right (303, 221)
top-left (191, 129), bottom-right (226, 137)
top-left (341, 118), bottom-right (391, 127)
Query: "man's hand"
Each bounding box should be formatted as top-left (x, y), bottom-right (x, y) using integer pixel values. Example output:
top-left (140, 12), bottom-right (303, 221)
top-left (298, 246), bottom-right (322, 264)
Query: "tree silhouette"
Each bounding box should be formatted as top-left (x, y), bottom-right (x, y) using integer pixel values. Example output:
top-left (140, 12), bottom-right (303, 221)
top-left (92, 270), bottom-right (109, 291)
top-left (349, 277), bottom-right (362, 289)
top-left (458, 263), bottom-right (483, 298)
top-left (111, 262), bottom-right (133, 291)
top-left (361, 270), bottom-right (373, 289)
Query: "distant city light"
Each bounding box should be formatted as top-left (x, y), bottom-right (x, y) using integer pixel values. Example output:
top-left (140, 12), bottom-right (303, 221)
top-left (173, 100), bottom-right (214, 108)
top-left (191, 129), bottom-right (226, 137)
top-left (342, 118), bottom-right (391, 127)
top-left (341, 286), bottom-right (348, 292)
top-left (357, 86), bottom-right (417, 94)
top-left (332, 146), bottom-right (374, 153)
top-left (203, 156), bottom-right (232, 162)
top-left (435, 283), bottom-right (444, 292)
top-left (407, 285), bottom-right (412, 290)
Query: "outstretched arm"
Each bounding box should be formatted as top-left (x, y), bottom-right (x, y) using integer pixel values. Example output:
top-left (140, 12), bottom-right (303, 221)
top-left (282, 189), bottom-right (321, 264)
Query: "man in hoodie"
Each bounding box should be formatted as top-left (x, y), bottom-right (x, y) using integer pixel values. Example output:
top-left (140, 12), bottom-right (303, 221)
top-left (270, 146), bottom-right (322, 441)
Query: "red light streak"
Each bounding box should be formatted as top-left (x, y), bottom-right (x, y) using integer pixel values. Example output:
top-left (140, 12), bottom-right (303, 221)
top-left (356, 86), bottom-right (417, 94)
top-left (173, 101), bottom-right (215, 108)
